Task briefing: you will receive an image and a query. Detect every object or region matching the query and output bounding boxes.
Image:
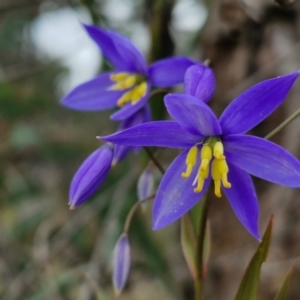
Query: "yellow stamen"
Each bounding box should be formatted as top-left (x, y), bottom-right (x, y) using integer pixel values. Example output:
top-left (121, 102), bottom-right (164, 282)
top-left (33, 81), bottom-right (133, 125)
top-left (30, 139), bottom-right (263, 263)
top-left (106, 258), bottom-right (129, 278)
top-left (131, 82), bottom-right (148, 104)
top-left (213, 141), bottom-right (225, 160)
top-left (194, 166), bottom-right (209, 193)
top-left (214, 179), bottom-right (221, 198)
top-left (110, 75), bottom-right (137, 90)
top-left (182, 146), bottom-right (198, 178)
top-left (212, 159), bottom-right (222, 197)
top-left (211, 157), bottom-right (231, 197)
top-left (117, 89), bottom-right (134, 107)
top-left (110, 73), bottom-right (131, 81)
top-left (217, 158), bottom-right (231, 188)
top-left (116, 82), bottom-right (148, 107)
top-left (200, 144), bottom-right (212, 171)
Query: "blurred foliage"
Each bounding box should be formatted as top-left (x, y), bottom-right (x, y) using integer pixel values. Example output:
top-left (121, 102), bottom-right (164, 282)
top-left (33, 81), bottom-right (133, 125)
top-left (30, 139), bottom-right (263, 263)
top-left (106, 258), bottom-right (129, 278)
top-left (0, 1), bottom-right (182, 299)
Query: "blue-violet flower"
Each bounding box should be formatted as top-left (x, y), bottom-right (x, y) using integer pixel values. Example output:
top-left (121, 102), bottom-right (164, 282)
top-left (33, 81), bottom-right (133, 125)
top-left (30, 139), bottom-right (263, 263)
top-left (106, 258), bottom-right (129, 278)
top-left (61, 24), bottom-right (197, 121)
top-left (101, 70), bottom-right (300, 239)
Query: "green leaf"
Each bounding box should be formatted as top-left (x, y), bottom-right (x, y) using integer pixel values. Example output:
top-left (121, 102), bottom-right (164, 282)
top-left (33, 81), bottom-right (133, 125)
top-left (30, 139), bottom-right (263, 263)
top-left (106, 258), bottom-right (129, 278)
top-left (181, 202), bottom-right (211, 280)
top-left (181, 214), bottom-right (197, 279)
top-left (274, 265), bottom-right (293, 300)
top-left (234, 216), bottom-right (273, 300)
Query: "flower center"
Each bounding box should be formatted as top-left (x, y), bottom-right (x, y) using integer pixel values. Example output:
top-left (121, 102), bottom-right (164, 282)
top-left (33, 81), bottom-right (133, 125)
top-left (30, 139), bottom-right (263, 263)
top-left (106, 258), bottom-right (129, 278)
top-left (109, 72), bottom-right (148, 107)
top-left (182, 137), bottom-right (231, 197)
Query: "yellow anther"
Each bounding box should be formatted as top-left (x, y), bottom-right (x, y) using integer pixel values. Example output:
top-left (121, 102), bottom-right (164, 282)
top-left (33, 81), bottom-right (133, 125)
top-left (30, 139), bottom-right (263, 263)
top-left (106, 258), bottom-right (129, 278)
top-left (194, 166), bottom-right (209, 193)
top-left (212, 159), bottom-right (222, 197)
top-left (200, 144), bottom-right (212, 171)
top-left (182, 146), bottom-right (198, 178)
top-left (213, 141), bottom-right (225, 160)
top-left (110, 73), bottom-right (131, 81)
top-left (211, 157), bottom-right (231, 197)
top-left (110, 75), bottom-right (137, 90)
top-left (131, 82), bottom-right (148, 104)
top-left (117, 89), bottom-right (133, 107)
top-left (218, 159), bottom-right (231, 188)
top-left (214, 180), bottom-right (222, 198)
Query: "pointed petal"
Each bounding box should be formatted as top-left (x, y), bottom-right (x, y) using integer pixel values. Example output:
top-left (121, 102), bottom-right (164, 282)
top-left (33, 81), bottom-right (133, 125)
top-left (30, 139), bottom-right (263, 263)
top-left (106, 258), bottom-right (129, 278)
top-left (61, 73), bottom-right (123, 111)
top-left (220, 71), bottom-right (300, 135)
top-left (112, 144), bottom-right (132, 165)
top-left (184, 63), bottom-right (215, 102)
top-left (224, 135), bottom-right (300, 187)
top-left (164, 93), bottom-right (222, 136)
top-left (100, 121), bottom-right (199, 148)
top-left (69, 144), bottom-right (113, 208)
top-left (112, 233), bottom-right (131, 296)
top-left (153, 150), bottom-right (211, 230)
top-left (110, 87), bottom-right (150, 121)
top-left (83, 24), bottom-right (147, 74)
top-left (223, 162), bottom-right (260, 240)
top-left (148, 56), bottom-right (195, 87)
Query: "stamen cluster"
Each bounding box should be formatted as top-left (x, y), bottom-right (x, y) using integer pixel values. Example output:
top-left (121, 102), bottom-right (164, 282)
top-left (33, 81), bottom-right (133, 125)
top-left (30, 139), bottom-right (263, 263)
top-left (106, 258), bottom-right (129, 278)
top-left (182, 138), bottom-right (231, 197)
top-left (109, 73), bottom-right (148, 107)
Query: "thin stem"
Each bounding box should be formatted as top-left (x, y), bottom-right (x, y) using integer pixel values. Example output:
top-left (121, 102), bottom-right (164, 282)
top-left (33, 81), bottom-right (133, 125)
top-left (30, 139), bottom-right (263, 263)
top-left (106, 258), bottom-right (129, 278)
top-left (143, 147), bottom-right (165, 174)
top-left (123, 194), bottom-right (155, 233)
top-left (194, 195), bottom-right (210, 300)
top-left (265, 106), bottom-right (300, 140)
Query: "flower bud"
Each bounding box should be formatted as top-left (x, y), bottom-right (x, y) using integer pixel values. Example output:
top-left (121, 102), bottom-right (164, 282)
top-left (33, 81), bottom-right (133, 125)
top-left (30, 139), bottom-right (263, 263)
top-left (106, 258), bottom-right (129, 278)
top-left (69, 143), bottom-right (113, 209)
top-left (112, 233), bottom-right (131, 297)
top-left (137, 168), bottom-right (154, 211)
top-left (184, 63), bottom-right (215, 103)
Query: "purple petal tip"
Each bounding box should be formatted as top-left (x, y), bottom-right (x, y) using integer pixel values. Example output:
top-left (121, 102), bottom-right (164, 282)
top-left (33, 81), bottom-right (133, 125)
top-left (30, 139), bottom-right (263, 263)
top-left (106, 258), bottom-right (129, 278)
top-left (69, 144), bottom-right (113, 208)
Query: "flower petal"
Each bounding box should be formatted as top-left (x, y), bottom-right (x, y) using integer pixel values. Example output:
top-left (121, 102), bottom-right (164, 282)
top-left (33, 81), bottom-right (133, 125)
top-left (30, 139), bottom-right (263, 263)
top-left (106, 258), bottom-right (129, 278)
top-left (69, 144), bottom-right (113, 208)
top-left (83, 24), bottom-right (147, 74)
top-left (112, 144), bottom-right (132, 166)
top-left (100, 121), bottom-right (199, 148)
top-left (153, 150), bottom-right (211, 230)
top-left (148, 56), bottom-right (195, 87)
top-left (112, 233), bottom-right (131, 296)
top-left (110, 86), bottom-right (151, 121)
top-left (223, 162), bottom-right (260, 240)
top-left (61, 73), bottom-right (123, 111)
top-left (184, 63), bottom-right (215, 102)
top-left (164, 93), bottom-right (222, 136)
top-left (224, 134), bottom-right (300, 187)
top-left (219, 71), bottom-right (300, 135)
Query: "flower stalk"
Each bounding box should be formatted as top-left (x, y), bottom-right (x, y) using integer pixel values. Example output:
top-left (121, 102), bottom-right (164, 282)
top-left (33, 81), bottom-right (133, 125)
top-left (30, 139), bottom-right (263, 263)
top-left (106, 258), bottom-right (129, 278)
top-left (265, 106), bottom-right (300, 140)
top-left (194, 195), bottom-right (210, 300)
top-left (123, 195), bottom-right (155, 233)
top-left (143, 147), bottom-right (165, 175)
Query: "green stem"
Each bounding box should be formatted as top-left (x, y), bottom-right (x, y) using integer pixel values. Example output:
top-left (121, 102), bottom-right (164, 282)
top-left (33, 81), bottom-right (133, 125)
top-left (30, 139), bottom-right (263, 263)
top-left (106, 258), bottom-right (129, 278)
top-left (123, 195), bottom-right (155, 233)
top-left (265, 106), bottom-right (300, 140)
top-left (143, 147), bottom-right (165, 174)
top-left (194, 195), bottom-right (210, 300)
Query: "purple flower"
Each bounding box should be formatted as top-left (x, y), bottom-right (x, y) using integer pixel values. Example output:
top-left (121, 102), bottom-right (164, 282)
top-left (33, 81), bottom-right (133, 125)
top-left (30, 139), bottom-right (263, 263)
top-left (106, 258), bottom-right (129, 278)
top-left (112, 233), bottom-right (131, 296)
top-left (69, 143), bottom-right (113, 209)
top-left (60, 24), bottom-right (199, 121)
top-left (100, 70), bottom-right (300, 239)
